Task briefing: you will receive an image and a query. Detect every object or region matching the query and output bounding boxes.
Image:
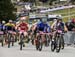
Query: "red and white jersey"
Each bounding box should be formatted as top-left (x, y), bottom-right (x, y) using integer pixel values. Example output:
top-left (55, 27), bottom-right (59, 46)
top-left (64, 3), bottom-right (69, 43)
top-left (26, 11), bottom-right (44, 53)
top-left (19, 22), bottom-right (28, 31)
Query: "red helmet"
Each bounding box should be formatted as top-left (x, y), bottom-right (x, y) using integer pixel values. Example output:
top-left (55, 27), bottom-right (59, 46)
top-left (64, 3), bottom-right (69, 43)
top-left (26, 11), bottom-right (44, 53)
top-left (72, 19), bottom-right (75, 23)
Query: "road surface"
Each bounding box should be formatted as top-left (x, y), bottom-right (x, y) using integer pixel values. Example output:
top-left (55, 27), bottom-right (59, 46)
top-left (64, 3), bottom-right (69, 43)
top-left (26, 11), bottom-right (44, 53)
top-left (0, 42), bottom-right (75, 57)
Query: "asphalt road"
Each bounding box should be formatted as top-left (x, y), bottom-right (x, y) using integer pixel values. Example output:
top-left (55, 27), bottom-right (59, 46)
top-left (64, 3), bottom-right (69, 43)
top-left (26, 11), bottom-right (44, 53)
top-left (0, 42), bottom-right (75, 57)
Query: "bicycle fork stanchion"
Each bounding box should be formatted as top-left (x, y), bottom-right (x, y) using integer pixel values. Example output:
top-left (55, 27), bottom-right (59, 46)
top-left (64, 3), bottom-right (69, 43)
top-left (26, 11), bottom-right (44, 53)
top-left (20, 33), bottom-right (24, 50)
top-left (0, 35), bottom-right (4, 47)
top-left (51, 37), bottom-right (56, 52)
top-left (0, 31), bottom-right (5, 47)
top-left (35, 35), bottom-right (43, 51)
top-left (8, 35), bottom-right (10, 48)
top-left (7, 31), bottom-right (15, 48)
top-left (55, 36), bottom-right (61, 53)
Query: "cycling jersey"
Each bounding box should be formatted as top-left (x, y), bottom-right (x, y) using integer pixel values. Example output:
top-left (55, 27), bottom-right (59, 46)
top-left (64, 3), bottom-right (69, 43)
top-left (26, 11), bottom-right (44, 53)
top-left (5, 23), bottom-right (15, 31)
top-left (0, 23), bottom-right (6, 31)
top-left (19, 23), bottom-right (28, 31)
top-left (56, 22), bottom-right (64, 31)
top-left (36, 22), bottom-right (51, 33)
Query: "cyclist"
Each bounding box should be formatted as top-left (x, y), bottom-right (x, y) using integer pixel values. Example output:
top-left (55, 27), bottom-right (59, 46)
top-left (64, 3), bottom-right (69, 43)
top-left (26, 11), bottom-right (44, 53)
top-left (5, 20), bottom-right (16, 43)
top-left (5, 20), bottom-right (16, 33)
top-left (51, 18), bottom-right (65, 49)
top-left (0, 20), bottom-right (6, 46)
top-left (51, 18), bottom-right (64, 37)
top-left (35, 17), bottom-right (51, 45)
top-left (69, 19), bottom-right (75, 31)
top-left (2, 20), bottom-right (6, 32)
top-left (29, 20), bottom-right (40, 45)
top-left (0, 20), bottom-right (6, 32)
top-left (16, 17), bottom-right (29, 47)
top-left (16, 19), bottom-right (28, 37)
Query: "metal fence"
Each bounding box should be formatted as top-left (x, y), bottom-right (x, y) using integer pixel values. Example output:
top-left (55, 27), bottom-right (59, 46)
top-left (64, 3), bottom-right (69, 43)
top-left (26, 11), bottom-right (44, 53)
top-left (64, 31), bottom-right (75, 45)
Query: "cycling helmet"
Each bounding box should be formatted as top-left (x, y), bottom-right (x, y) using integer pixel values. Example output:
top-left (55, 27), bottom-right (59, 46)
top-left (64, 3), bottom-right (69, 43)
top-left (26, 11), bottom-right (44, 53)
top-left (53, 19), bottom-right (57, 22)
top-left (9, 20), bottom-right (13, 23)
top-left (41, 17), bottom-right (47, 23)
top-left (2, 20), bottom-right (6, 24)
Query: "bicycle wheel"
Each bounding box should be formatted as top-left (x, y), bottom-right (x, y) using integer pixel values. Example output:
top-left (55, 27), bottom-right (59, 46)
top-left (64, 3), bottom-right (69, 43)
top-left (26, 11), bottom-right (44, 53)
top-left (56, 37), bottom-right (61, 53)
top-left (20, 41), bottom-right (23, 50)
top-left (38, 36), bottom-right (43, 51)
top-left (60, 35), bottom-right (64, 49)
top-left (1, 35), bottom-right (4, 47)
top-left (36, 44), bottom-right (39, 50)
top-left (35, 39), bottom-right (39, 50)
top-left (51, 38), bottom-right (56, 52)
top-left (35, 36), bottom-right (43, 51)
top-left (45, 35), bottom-right (50, 47)
top-left (20, 34), bottom-right (24, 50)
top-left (0, 35), bottom-right (4, 47)
top-left (10, 35), bottom-right (14, 46)
top-left (8, 34), bottom-right (11, 48)
top-left (31, 38), bottom-right (34, 45)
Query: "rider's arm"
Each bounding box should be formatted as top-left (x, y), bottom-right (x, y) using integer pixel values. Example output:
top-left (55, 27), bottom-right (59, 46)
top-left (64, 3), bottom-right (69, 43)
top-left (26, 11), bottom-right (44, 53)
top-left (15, 22), bottom-right (21, 29)
top-left (51, 21), bottom-right (57, 29)
top-left (5, 23), bottom-right (9, 26)
top-left (64, 25), bottom-right (68, 32)
top-left (4, 23), bottom-right (9, 30)
top-left (12, 24), bottom-right (15, 27)
top-left (47, 26), bottom-right (51, 33)
top-left (3, 25), bottom-right (6, 31)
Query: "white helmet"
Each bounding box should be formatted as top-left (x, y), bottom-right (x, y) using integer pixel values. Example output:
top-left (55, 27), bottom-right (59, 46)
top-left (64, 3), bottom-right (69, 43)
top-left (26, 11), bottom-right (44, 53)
top-left (53, 19), bottom-right (57, 22)
top-left (9, 20), bottom-right (13, 22)
top-left (2, 21), bottom-right (6, 24)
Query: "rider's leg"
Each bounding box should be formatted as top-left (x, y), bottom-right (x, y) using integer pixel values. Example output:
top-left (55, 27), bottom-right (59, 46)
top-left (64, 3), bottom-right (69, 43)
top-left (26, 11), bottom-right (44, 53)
top-left (53, 31), bottom-right (56, 38)
top-left (12, 32), bottom-right (16, 41)
top-left (41, 34), bottom-right (44, 42)
top-left (34, 33), bottom-right (39, 45)
top-left (52, 31), bottom-right (57, 41)
top-left (23, 32), bottom-right (28, 46)
top-left (18, 31), bottom-right (23, 43)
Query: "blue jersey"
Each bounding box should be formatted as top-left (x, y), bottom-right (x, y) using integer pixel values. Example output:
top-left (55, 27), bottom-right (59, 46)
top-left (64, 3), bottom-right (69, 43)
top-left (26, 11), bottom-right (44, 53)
top-left (36, 22), bottom-right (51, 33)
top-left (0, 23), bottom-right (6, 31)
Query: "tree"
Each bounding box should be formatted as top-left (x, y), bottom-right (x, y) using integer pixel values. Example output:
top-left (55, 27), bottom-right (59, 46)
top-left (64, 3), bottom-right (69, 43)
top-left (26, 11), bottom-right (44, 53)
top-left (70, 0), bottom-right (75, 4)
top-left (0, 0), bottom-right (16, 22)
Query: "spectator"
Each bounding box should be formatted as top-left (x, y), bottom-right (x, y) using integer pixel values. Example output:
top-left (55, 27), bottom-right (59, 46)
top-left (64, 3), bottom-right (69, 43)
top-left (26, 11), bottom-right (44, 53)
top-left (69, 19), bottom-right (75, 31)
top-left (65, 19), bottom-right (71, 31)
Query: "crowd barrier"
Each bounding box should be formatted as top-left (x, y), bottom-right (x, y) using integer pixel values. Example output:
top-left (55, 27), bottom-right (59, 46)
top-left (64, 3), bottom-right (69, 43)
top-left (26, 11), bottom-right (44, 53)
top-left (64, 31), bottom-right (75, 45)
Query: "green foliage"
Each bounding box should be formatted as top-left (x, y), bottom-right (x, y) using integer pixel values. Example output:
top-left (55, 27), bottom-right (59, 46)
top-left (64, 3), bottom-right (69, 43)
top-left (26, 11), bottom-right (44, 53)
top-left (70, 0), bottom-right (75, 4)
top-left (0, 0), bottom-right (16, 22)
